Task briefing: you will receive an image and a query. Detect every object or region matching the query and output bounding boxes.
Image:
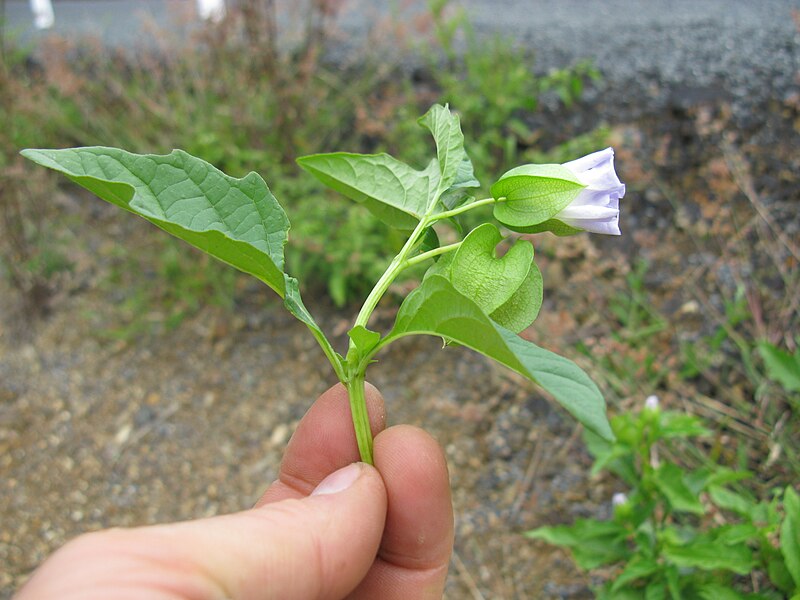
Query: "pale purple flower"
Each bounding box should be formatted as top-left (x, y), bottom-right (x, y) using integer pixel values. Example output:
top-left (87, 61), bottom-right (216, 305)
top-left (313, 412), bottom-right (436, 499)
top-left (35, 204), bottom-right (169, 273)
top-left (644, 395), bottom-right (660, 411)
top-left (557, 148), bottom-right (625, 235)
top-left (612, 493), bottom-right (628, 507)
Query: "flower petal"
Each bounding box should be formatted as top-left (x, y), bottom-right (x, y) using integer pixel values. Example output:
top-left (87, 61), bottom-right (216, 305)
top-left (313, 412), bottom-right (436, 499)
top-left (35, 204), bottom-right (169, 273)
top-left (559, 214), bottom-right (621, 235)
top-left (562, 147), bottom-right (615, 175)
top-left (557, 204), bottom-right (619, 220)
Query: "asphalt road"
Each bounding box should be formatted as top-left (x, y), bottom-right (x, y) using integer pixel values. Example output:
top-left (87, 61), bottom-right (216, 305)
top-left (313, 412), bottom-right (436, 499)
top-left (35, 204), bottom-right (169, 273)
top-left (4, 0), bottom-right (799, 107)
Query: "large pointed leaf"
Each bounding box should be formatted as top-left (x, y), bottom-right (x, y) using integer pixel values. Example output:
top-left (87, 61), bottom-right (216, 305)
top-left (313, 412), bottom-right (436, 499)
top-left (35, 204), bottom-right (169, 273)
top-left (418, 103), bottom-right (467, 206)
top-left (296, 152), bottom-right (434, 230)
top-left (386, 275), bottom-right (613, 440)
top-left (22, 147), bottom-right (289, 296)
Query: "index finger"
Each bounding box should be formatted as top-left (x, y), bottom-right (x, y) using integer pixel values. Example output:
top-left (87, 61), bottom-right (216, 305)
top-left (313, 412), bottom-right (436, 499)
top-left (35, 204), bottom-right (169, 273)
top-left (255, 382), bottom-right (386, 505)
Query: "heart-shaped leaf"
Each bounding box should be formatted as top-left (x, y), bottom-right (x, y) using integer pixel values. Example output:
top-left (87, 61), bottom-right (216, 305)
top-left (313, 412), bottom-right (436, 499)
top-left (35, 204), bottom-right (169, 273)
top-left (491, 163), bottom-right (585, 229)
top-left (22, 147), bottom-right (289, 296)
top-left (451, 223), bottom-right (534, 315)
top-left (489, 260), bottom-right (543, 333)
top-left (386, 275), bottom-right (613, 441)
top-left (21, 147), bottom-right (342, 369)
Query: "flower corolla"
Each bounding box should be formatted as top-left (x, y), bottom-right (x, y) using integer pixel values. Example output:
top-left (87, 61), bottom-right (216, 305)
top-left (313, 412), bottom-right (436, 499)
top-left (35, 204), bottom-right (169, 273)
top-left (557, 148), bottom-right (625, 235)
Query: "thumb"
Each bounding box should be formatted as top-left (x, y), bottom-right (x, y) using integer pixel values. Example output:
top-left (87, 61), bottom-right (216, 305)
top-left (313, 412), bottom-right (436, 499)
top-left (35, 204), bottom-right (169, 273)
top-left (17, 463), bottom-right (387, 600)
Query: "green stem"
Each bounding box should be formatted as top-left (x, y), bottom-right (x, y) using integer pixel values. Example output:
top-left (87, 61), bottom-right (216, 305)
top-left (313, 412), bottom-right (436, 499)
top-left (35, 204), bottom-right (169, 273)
top-left (434, 196), bottom-right (501, 222)
top-left (352, 216), bottom-right (430, 331)
top-left (343, 196), bottom-right (504, 463)
top-left (345, 370), bottom-right (373, 464)
top-left (404, 241), bottom-right (461, 268)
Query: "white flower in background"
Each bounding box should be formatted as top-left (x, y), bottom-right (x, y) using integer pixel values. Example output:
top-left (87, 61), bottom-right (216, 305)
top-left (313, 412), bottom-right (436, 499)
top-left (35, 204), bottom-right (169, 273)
top-left (644, 395), bottom-right (660, 411)
top-left (30, 0), bottom-right (54, 30)
top-left (197, 0), bottom-right (226, 22)
top-left (557, 148), bottom-right (625, 235)
top-left (612, 493), bottom-right (628, 507)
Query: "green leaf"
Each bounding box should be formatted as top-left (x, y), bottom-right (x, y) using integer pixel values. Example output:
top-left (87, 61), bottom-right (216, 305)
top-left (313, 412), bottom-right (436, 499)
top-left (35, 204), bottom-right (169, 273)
top-left (491, 163), bottom-right (585, 229)
top-left (489, 260), bottom-right (543, 333)
top-left (451, 224), bottom-right (534, 315)
top-left (659, 412), bottom-right (711, 439)
top-left (423, 251), bottom-right (455, 281)
top-left (782, 486), bottom-right (800, 587)
top-left (526, 519), bottom-right (625, 547)
top-left (697, 584), bottom-right (747, 600)
top-left (612, 558), bottom-right (662, 591)
top-left (767, 553), bottom-right (795, 593)
top-left (296, 152), bottom-right (434, 229)
top-left (653, 463), bottom-right (705, 515)
top-left (418, 103), bottom-right (468, 205)
top-left (759, 342), bottom-right (800, 392)
top-left (665, 565), bottom-right (682, 600)
top-left (598, 585), bottom-right (644, 600)
top-left (645, 580), bottom-right (667, 600)
top-left (439, 155), bottom-right (480, 210)
top-left (22, 147), bottom-right (289, 296)
top-left (709, 486), bottom-right (755, 517)
top-left (710, 524), bottom-right (760, 545)
top-left (419, 226), bottom-right (441, 257)
top-left (504, 218), bottom-right (583, 237)
top-left (663, 541), bottom-right (754, 574)
top-left (348, 325), bottom-right (381, 358)
top-left (387, 275), bottom-right (613, 440)
top-left (705, 467), bottom-right (753, 488)
top-left (526, 519), bottom-right (629, 570)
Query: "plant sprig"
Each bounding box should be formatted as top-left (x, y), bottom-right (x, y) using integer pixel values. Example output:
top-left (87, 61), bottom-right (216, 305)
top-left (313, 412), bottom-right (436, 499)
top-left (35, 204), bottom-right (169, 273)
top-left (527, 397), bottom-right (800, 598)
top-left (22, 104), bottom-right (624, 465)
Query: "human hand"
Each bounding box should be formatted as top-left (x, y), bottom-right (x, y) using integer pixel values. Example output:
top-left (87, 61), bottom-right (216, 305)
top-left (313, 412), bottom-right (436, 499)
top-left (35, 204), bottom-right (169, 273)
top-left (15, 383), bottom-right (454, 599)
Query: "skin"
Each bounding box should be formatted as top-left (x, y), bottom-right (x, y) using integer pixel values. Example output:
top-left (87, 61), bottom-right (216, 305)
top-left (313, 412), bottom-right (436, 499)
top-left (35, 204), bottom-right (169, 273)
top-left (15, 383), bottom-right (454, 600)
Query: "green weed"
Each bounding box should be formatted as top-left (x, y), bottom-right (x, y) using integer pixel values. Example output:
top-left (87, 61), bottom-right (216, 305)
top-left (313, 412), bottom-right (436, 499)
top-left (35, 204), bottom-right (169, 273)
top-left (527, 400), bottom-right (800, 598)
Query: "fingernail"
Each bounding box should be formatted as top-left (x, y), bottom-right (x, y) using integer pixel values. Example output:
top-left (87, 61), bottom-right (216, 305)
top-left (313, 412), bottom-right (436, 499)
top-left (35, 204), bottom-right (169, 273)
top-left (311, 463), bottom-right (362, 496)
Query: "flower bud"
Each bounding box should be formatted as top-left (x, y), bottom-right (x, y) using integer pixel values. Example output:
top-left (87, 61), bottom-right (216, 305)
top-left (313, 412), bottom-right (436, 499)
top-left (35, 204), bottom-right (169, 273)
top-left (491, 148), bottom-right (624, 236)
top-left (557, 148), bottom-right (625, 235)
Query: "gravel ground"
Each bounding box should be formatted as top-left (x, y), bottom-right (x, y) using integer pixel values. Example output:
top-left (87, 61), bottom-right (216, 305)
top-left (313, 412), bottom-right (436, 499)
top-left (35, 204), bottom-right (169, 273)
top-left (7, 0), bottom-right (799, 110)
top-left (0, 258), bottom-right (607, 598)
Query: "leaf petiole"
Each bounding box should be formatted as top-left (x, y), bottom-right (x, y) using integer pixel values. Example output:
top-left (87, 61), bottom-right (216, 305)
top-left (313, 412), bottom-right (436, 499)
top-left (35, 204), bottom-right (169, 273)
top-left (405, 241), bottom-right (462, 269)
top-left (351, 216), bottom-right (431, 334)
top-left (433, 196), bottom-right (504, 222)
